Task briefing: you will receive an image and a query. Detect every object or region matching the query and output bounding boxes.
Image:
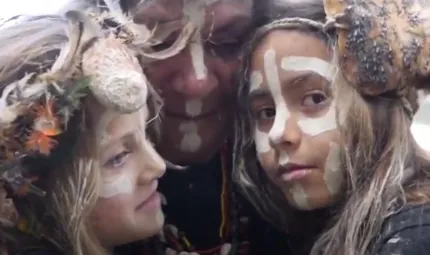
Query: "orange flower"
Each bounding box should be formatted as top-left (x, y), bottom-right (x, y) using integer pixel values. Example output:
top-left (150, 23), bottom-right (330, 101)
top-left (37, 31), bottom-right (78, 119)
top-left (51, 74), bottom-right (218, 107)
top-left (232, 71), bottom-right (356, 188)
top-left (25, 131), bottom-right (58, 155)
top-left (32, 97), bottom-right (62, 137)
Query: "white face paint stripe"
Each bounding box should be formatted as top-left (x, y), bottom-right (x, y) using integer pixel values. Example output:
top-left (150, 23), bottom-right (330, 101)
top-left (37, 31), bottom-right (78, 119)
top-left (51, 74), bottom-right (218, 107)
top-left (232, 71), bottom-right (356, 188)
top-left (185, 99), bottom-right (203, 117)
top-left (281, 56), bottom-right (335, 81)
top-left (99, 173), bottom-right (133, 198)
top-left (183, 1), bottom-right (208, 80)
top-left (278, 151), bottom-right (290, 166)
top-left (264, 49), bottom-right (291, 144)
top-left (297, 104), bottom-right (337, 136)
top-left (254, 128), bottom-right (271, 153)
top-left (250, 71), bottom-right (263, 92)
top-left (290, 183), bottom-right (310, 209)
top-left (179, 121), bottom-right (202, 153)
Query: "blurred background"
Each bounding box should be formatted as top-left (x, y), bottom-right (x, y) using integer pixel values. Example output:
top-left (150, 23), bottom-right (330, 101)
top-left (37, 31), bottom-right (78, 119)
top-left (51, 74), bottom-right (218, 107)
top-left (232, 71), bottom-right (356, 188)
top-left (1, 0), bottom-right (429, 151)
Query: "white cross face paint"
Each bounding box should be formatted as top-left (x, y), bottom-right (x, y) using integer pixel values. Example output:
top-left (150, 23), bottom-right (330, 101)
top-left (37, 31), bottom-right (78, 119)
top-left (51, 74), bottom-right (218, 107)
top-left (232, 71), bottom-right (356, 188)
top-left (185, 99), bottom-right (203, 117)
top-left (99, 173), bottom-right (134, 198)
top-left (179, 121), bottom-right (202, 152)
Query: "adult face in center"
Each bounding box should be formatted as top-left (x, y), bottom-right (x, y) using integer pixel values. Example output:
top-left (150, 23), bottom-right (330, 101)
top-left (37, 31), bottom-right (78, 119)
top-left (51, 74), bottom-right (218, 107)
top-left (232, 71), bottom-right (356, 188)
top-left (134, 0), bottom-right (253, 164)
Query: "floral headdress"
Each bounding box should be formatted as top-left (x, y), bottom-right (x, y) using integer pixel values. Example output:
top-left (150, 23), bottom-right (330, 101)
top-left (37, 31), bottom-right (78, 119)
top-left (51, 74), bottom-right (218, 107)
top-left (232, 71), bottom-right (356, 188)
top-left (0, 2), bottom-right (200, 198)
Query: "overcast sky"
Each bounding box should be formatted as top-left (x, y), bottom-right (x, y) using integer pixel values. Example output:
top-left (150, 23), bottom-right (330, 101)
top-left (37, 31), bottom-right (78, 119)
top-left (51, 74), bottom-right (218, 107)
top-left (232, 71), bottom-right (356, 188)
top-left (0, 0), bottom-right (68, 20)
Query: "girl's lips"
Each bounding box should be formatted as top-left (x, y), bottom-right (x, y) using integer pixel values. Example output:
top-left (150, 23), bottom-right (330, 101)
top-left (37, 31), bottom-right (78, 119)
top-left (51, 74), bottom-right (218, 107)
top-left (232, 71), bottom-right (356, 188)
top-left (136, 191), bottom-right (161, 211)
top-left (279, 169), bottom-right (313, 182)
top-left (136, 181), bottom-right (160, 211)
top-left (277, 163), bottom-right (316, 182)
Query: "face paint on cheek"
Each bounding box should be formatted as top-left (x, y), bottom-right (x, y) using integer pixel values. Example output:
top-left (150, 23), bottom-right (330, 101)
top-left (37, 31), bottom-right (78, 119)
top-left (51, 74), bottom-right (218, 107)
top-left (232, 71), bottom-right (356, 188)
top-left (323, 142), bottom-right (344, 196)
top-left (254, 127), bottom-right (277, 169)
top-left (185, 99), bottom-right (203, 117)
top-left (298, 104), bottom-right (337, 136)
top-left (99, 173), bottom-right (134, 198)
top-left (179, 121), bottom-right (202, 152)
top-left (263, 49), bottom-right (291, 144)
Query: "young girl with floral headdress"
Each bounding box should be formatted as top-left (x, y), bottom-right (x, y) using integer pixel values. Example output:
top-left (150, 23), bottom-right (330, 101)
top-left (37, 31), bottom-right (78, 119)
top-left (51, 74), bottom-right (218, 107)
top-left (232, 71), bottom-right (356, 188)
top-left (233, 0), bottom-right (430, 254)
top-left (0, 8), bottom-right (177, 254)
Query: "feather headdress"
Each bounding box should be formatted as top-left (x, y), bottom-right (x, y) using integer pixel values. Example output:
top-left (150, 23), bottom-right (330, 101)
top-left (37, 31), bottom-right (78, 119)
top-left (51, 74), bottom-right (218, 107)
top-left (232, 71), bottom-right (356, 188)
top-left (0, 6), bottom-right (196, 197)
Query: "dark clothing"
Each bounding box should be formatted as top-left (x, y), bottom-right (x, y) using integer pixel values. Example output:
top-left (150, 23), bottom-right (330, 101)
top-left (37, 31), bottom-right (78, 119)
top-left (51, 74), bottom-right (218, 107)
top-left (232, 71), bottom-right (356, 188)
top-left (159, 148), bottom-right (290, 255)
top-left (373, 204), bottom-right (430, 255)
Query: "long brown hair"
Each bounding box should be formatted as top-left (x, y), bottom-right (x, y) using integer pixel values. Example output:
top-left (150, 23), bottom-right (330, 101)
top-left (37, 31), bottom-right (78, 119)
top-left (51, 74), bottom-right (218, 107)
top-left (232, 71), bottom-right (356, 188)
top-left (233, 2), bottom-right (430, 255)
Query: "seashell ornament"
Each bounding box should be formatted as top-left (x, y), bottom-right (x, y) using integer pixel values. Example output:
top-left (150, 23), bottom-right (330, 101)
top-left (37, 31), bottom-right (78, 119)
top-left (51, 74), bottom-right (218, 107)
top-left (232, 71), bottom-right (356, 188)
top-left (81, 35), bottom-right (148, 113)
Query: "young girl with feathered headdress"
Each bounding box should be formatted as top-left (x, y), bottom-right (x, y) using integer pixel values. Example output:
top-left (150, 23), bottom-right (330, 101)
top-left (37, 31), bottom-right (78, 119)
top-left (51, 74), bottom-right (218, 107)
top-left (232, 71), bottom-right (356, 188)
top-left (0, 6), bottom-right (182, 254)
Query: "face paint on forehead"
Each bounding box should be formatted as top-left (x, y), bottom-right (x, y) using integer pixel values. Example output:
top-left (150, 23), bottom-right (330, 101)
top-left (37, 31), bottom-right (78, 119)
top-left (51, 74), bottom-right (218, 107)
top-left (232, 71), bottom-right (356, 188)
top-left (281, 56), bottom-right (336, 82)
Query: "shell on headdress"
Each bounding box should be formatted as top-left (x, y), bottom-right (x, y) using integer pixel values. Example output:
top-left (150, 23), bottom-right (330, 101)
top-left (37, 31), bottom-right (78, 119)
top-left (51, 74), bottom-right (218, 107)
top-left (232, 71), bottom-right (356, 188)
top-left (324, 0), bottom-right (430, 96)
top-left (82, 35), bottom-right (149, 113)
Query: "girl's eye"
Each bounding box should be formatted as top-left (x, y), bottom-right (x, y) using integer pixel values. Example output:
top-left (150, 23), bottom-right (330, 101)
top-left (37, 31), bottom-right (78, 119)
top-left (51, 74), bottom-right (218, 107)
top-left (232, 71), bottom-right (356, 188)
top-left (302, 92), bottom-right (328, 107)
top-left (257, 107), bottom-right (276, 120)
top-left (104, 150), bottom-right (131, 169)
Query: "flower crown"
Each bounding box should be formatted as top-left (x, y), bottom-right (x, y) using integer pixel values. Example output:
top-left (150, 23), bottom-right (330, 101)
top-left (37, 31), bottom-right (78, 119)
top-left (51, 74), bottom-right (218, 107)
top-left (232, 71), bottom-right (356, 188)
top-left (0, 7), bottom-right (199, 197)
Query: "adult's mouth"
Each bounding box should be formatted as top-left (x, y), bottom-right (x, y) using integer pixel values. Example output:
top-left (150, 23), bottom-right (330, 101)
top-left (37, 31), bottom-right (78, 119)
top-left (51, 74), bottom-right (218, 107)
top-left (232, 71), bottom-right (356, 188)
top-left (277, 163), bottom-right (316, 182)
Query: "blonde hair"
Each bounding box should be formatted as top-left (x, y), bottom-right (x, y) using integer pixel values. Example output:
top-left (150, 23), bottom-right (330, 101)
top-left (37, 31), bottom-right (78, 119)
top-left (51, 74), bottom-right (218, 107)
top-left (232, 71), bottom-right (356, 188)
top-left (0, 12), bottom-right (160, 254)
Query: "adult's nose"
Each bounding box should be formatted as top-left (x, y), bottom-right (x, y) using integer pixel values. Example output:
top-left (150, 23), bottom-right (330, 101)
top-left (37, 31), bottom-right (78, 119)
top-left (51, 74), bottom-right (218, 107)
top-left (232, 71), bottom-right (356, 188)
top-left (171, 45), bottom-right (218, 98)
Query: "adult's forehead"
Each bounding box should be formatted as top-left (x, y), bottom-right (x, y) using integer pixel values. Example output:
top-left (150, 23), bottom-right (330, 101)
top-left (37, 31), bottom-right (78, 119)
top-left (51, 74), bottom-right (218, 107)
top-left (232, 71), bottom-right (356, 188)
top-left (133, 0), bottom-right (253, 24)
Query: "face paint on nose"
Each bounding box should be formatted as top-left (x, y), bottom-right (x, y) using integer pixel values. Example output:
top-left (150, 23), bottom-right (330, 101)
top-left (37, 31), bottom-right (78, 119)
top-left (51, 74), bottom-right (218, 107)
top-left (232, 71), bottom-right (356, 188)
top-left (264, 49), bottom-right (291, 144)
top-left (183, 1), bottom-right (211, 80)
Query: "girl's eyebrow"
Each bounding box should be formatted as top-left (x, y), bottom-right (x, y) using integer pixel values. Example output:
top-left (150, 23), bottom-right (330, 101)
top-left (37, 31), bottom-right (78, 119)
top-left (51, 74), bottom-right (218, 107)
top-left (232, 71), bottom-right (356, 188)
top-left (248, 87), bottom-right (271, 102)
